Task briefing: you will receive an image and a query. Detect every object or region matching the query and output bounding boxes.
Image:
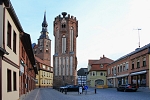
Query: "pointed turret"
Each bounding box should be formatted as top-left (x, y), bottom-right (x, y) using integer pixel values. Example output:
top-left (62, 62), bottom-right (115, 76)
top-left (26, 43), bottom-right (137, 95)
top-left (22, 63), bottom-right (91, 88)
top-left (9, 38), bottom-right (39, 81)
top-left (39, 11), bottom-right (49, 39)
top-left (42, 11), bottom-right (48, 27)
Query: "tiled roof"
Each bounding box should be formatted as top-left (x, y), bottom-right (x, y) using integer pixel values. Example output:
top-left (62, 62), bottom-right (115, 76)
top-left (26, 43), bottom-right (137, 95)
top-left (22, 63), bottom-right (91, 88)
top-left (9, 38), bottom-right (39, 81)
top-left (92, 56), bottom-right (113, 65)
top-left (90, 64), bottom-right (107, 71)
top-left (89, 55), bottom-right (113, 72)
top-left (111, 43), bottom-right (150, 64)
top-left (88, 60), bottom-right (99, 65)
top-left (34, 56), bottom-right (50, 66)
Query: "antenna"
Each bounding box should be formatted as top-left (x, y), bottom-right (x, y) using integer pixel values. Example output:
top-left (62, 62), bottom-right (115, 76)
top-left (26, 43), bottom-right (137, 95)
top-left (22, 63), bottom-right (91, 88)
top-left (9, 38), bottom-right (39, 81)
top-left (133, 28), bottom-right (141, 48)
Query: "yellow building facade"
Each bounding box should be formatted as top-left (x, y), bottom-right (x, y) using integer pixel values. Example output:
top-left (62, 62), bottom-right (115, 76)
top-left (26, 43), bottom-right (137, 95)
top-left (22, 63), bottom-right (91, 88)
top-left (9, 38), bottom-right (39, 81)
top-left (36, 64), bottom-right (53, 88)
top-left (87, 55), bottom-right (114, 88)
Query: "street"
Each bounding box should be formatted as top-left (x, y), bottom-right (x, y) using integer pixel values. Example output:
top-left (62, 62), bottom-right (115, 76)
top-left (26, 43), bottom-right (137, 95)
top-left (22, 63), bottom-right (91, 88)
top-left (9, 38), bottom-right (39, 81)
top-left (23, 88), bottom-right (150, 100)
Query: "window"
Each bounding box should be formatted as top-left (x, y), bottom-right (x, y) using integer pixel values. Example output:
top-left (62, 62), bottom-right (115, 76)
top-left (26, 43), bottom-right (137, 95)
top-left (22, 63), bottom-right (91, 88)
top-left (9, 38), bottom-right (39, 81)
top-left (100, 64), bottom-right (103, 68)
top-left (13, 71), bottom-right (17, 91)
top-left (137, 59), bottom-right (140, 68)
top-left (13, 31), bottom-right (17, 53)
top-left (126, 63), bottom-right (129, 70)
top-left (70, 27), bottom-right (74, 51)
top-left (62, 24), bottom-right (66, 28)
top-left (143, 57), bottom-right (146, 67)
top-left (62, 35), bottom-right (66, 53)
top-left (90, 72), bottom-right (92, 76)
top-left (43, 65), bottom-right (45, 69)
top-left (120, 65), bottom-right (122, 72)
top-left (123, 64), bottom-right (125, 71)
top-left (118, 66), bottom-right (119, 73)
top-left (7, 69), bottom-right (11, 92)
top-left (112, 67), bottom-right (113, 74)
top-left (46, 49), bottom-right (48, 53)
top-left (93, 72), bottom-right (95, 76)
top-left (132, 61), bottom-right (134, 69)
top-left (22, 46), bottom-right (25, 59)
top-left (108, 68), bottom-right (110, 75)
top-left (100, 72), bottom-right (103, 76)
top-left (7, 21), bottom-right (11, 48)
top-left (114, 67), bottom-right (116, 74)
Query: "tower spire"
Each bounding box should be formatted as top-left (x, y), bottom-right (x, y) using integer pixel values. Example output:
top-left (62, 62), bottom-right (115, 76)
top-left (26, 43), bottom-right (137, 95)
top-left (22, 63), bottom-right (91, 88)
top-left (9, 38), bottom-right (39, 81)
top-left (42, 11), bottom-right (48, 27)
top-left (39, 11), bottom-right (49, 39)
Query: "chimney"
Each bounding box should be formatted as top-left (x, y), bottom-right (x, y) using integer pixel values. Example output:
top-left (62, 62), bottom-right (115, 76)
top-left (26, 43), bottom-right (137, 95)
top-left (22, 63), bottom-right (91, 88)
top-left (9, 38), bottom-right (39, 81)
top-left (103, 55), bottom-right (105, 58)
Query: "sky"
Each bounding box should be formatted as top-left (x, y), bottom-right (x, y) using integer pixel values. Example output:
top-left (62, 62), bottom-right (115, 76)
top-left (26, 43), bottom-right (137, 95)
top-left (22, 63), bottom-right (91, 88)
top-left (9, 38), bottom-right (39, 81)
top-left (11, 0), bottom-right (150, 70)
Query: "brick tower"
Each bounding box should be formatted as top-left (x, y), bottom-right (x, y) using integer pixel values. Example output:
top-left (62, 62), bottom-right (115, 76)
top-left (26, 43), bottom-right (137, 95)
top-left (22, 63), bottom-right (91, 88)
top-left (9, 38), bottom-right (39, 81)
top-left (53, 12), bottom-right (78, 87)
top-left (34, 12), bottom-right (51, 65)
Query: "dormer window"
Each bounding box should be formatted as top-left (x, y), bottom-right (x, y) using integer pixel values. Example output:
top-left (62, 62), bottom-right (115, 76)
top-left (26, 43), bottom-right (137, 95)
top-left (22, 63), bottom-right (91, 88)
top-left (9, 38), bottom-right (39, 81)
top-left (100, 64), bottom-right (103, 68)
top-left (43, 65), bottom-right (45, 69)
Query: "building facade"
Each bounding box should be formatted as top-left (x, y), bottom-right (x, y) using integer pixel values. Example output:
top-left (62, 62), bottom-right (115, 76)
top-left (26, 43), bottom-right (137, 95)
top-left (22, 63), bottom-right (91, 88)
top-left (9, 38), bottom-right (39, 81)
top-left (77, 68), bottom-right (88, 86)
top-left (32, 12), bottom-right (53, 88)
top-left (87, 55), bottom-right (113, 88)
top-left (107, 43), bottom-right (150, 88)
top-left (20, 33), bottom-right (38, 98)
top-left (53, 12), bottom-right (78, 88)
top-left (0, 0), bottom-right (22, 100)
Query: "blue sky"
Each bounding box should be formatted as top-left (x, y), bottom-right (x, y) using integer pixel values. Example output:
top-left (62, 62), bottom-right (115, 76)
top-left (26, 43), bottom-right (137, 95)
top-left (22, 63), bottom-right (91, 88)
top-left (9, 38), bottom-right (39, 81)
top-left (11, 0), bottom-right (150, 70)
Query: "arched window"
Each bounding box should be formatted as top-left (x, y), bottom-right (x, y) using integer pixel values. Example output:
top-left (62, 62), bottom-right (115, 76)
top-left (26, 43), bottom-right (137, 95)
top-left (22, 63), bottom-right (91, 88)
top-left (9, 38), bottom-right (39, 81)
top-left (56, 28), bottom-right (59, 53)
top-left (70, 27), bottom-right (74, 51)
top-left (62, 35), bottom-right (66, 53)
top-left (95, 79), bottom-right (104, 85)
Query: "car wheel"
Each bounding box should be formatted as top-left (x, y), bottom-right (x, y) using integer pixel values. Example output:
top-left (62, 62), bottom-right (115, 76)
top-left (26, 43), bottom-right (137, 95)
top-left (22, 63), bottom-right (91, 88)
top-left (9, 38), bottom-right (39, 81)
top-left (134, 90), bottom-right (137, 92)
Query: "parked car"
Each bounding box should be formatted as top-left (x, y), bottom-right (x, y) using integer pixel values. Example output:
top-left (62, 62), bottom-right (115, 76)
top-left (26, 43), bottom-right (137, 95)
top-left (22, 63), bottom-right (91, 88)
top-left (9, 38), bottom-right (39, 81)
top-left (117, 84), bottom-right (138, 92)
top-left (59, 85), bottom-right (84, 92)
top-left (59, 85), bottom-right (72, 92)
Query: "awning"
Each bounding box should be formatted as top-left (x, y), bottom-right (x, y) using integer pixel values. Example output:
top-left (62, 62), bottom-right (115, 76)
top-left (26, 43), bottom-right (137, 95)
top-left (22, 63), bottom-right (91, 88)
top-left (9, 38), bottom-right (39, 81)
top-left (130, 70), bottom-right (147, 76)
top-left (116, 74), bottom-right (129, 78)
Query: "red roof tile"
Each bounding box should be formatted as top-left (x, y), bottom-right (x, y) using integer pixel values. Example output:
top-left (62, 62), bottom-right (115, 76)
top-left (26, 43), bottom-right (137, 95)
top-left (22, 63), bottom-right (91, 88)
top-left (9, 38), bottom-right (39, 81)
top-left (34, 56), bottom-right (50, 66)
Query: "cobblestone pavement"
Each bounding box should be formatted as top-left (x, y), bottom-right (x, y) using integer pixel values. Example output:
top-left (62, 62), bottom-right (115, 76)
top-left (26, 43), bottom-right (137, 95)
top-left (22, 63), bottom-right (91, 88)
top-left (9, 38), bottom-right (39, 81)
top-left (23, 87), bottom-right (150, 100)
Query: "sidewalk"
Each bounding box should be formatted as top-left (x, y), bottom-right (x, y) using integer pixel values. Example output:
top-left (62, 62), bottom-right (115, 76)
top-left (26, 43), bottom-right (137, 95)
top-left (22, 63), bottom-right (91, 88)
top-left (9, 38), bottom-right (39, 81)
top-left (138, 87), bottom-right (150, 92)
top-left (20, 88), bottom-right (40, 100)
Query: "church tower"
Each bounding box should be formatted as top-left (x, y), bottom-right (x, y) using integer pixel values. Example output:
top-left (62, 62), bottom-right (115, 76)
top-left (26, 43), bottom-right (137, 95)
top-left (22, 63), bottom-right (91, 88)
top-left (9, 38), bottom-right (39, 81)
top-left (33, 12), bottom-right (53, 88)
top-left (53, 12), bottom-right (78, 87)
top-left (35, 12), bottom-right (51, 65)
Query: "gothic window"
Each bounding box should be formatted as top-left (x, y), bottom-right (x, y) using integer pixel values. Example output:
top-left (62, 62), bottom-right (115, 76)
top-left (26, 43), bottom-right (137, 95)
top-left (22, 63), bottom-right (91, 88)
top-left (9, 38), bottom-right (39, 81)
top-left (55, 57), bottom-right (58, 76)
top-left (70, 56), bottom-right (73, 75)
top-left (62, 35), bottom-right (66, 53)
top-left (70, 27), bottom-right (74, 52)
top-left (66, 57), bottom-right (69, 76)
top-left (62, 24), bottom-right (66, 28)
top-left (56, 28), bottom-right (59, 53)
